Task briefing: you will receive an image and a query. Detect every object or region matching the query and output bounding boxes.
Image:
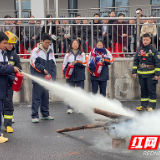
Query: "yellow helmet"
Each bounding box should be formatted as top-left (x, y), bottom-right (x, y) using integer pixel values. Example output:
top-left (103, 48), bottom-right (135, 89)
top-left (5, 31), bottom-right (19, 44)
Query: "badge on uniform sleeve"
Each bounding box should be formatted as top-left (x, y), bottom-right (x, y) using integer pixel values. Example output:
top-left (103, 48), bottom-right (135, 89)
top-left (157, 55), bottom-right (160, 59)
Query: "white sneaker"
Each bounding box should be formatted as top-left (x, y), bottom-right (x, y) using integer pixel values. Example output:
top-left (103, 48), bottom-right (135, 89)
top-left (32, 118), bottom-right (39, 123)
top-left (67, 109), bottom-right (73, 114)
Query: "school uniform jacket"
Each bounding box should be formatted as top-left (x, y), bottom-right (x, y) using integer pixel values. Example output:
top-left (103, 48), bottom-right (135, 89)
top-left (30, 43), bottom-right (56, 82)
top-left (62, 50), bottom-right (87, 82)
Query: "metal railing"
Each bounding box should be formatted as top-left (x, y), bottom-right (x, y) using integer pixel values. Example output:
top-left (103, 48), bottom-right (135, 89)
top-left (0, 16), bottom-right (160, 59)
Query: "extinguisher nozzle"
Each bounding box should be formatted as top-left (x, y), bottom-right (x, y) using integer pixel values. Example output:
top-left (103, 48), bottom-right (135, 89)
top-left (18, 69), bottom-right (22, 72)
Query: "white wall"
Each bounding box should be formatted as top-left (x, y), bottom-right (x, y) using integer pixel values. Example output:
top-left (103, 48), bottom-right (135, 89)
top-left (0, 0), bottom-right (15, 18)
top-left (78, 0), bottom-right (99, 17)
top-left (31, 0), bottom-right (46, 18)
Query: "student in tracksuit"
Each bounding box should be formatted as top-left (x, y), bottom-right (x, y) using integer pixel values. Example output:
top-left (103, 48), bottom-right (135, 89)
top-left (0, 32), bottom-right (19, 143)
top-left (30, 33), bottom-right (56, 123)
top-left (88, 40), bottom-right (114, 97)
top-left (63, 40), bottom-right (87, 114)
top-left (3, 31), bottom-right (22, 133)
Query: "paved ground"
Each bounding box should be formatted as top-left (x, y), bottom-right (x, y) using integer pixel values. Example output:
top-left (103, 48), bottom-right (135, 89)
top-left (0, 101), bottom-right (160, 160)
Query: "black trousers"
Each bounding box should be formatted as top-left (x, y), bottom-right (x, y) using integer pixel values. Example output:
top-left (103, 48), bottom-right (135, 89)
top-left (0, 100), bottom-right (4, 136)
top-left (31, 83), bottom-right (50, 118)
top-left (66, 80), bottom-right (84, 109)
top-left (103, 36), bottom-right (111, 48)
top-left (91, 80), bottom-right (107, 97)
top-left (139, 75), bottom-right (157, 109)
top-left (3, 86), bottom-right (14, 127)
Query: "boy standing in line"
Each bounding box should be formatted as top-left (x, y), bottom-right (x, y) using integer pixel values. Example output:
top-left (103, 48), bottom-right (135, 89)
top-left (30, 33), bottom-right (56, 123)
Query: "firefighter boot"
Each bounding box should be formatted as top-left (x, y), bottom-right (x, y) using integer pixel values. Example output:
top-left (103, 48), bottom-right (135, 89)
top-left (5, 126), bottom-right (13, 133)
top-left (148, 107), bottom-right (155, 112)
top-left (136, 106), bottom-right (148, 111)
top-left (0, 134), bottom-right (8, 143)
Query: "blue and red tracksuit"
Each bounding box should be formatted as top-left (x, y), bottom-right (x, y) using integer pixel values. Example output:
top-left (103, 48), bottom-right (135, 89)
top-left (87, 47), bottom-right (114, 97)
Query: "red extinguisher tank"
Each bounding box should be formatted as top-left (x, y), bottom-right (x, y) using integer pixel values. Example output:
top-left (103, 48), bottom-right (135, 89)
top-left (94, 62), bottom-right (104, 77)
top-left (45, 74), bottom-right (52, 81)
top-left (65, 64), bottom-right (74, 79)
top-left (12, 72), bottom-right (24, 92)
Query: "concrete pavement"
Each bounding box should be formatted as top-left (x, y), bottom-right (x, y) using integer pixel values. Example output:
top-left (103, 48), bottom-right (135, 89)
top-left (0, 101), bottom-right (159, 160)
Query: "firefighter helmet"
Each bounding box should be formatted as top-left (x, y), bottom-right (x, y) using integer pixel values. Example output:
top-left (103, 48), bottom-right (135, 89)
top-left (5, 31), bottom-right (19, 44)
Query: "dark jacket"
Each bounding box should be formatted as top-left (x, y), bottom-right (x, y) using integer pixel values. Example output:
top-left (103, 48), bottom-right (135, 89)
top-left (108, 20), bottom-right (116, 40)
top-left (63, 50), bottom-right (87, 82)
top-left (108, 20), bottom-right (116, 24)
top-left (16, 26), bottom-right (23, 41)
top-left (6, 50), bottom-right (22, 69)
top-left (5, 50), bottom-right (22, 86)
top-left (72, 21), bottom-right (83, 39)
top-left (41, 22), bottom-right (56, 36)
top-left (132, 44), bottom-right (160, 78)
top-left (113, 20), bottom-right (128, 43)
top-left (82, 25), bottom-right (91, 40)
top-left (23, 23), bottom-right (40, 39)
top-left (0, 51), bottom-right (14, 99)
top-left (30, 43), bottom-right (57, 83)
top-left (91, 21), bottom-right (103, 38)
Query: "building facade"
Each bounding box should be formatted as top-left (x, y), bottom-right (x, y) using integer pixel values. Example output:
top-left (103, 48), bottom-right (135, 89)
top-left (0, 0), bottom-right (160, 18)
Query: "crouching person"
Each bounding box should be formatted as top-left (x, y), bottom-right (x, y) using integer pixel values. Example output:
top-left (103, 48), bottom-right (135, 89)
top-left (62, 40), bottom-right (87, 114)
top-left (87, 40), bottom-right (114, 97)
top-left (3, 31), bottom-right (22, 133)
top-left (0, 32), bottom-right (19, 143)
top-left (30, 33), bottom-right (56, 123)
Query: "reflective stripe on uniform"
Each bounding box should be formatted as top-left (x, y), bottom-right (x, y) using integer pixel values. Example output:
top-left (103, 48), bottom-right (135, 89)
top-left (133, 66), bottom-right (138, 69)
top-left (149, 99), bottom-right (157, 103)
top-left (8, 61), bottom-right (15, 65)
top-left (4, 115), bottom-right (13, 119)
top-left (137, 70), bottom-right (155, 74)
top-left (141, 98), bottom-right (149, 101)
top-left (155, 68), bottom-right (160, 71)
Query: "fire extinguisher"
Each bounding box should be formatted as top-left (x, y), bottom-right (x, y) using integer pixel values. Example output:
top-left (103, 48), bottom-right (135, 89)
top-left (65, 63), bottom-right (74, 79)
top-left (44, 70), bottom-right (52, 81)
top-left (12, 71), bottom-right (24, 92)
top-left (45, 74), bottom-right (52, 81)
top-left (94, 61), bottom-right (104, 77)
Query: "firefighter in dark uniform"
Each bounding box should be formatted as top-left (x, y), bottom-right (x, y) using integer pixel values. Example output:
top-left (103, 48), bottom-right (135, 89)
top-left (132, 33), bottom-right (160, 112)
top-left (4, 31), bottom-right (21, 133)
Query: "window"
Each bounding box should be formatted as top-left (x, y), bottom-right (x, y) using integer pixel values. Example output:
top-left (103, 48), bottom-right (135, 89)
top-left (115, 0), bottom-right (129, 16)
top-left (99, 0), bottom-right (129, 16)
top-left (151, 0), bottom-right (160, 5)
top-left (151, 0), bottom-right (160, 17)
top-left (15, 0), bottom-right (31, 18)
top-left (99, 0), bottom-right (114, 16)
